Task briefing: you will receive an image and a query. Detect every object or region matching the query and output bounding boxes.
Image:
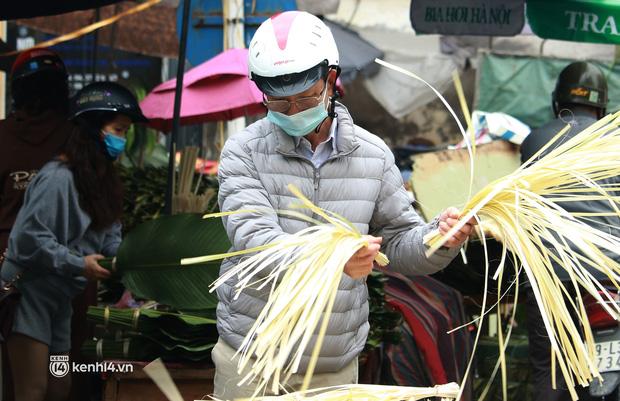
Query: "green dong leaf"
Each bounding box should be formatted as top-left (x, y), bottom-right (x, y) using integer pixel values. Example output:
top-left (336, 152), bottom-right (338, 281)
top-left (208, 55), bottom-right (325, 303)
top-left (104, 213), bottom-right (231, 309)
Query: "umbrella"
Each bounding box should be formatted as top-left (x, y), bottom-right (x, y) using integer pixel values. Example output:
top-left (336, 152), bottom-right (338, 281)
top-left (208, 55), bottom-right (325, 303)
top-left (140, 48), bottom-right (265, 132)
top-left (324, 18), bottom-right (384, 84)
top-left (141, 47), bottom-right (347, 132)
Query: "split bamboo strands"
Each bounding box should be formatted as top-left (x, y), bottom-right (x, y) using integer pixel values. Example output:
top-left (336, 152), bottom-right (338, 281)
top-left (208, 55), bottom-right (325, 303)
top-left (235, 383), bottom-right (460, 401)
top-left (374, 57), bottom-right (620, 400)
top-left (142, 358), bottom-right (459, 401)
top-left (173, 146), bottom-right (215, 214)
top-left (423, 111), bottom-right (620, 400)
top-left (182, 184), bottom-right (388, 398)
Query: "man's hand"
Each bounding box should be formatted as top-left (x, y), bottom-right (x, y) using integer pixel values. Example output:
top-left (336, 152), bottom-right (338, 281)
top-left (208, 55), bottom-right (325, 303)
top-left (343, 235), bottom-right (382, 279)
top-left (83, 254), bottom-right (111, 281)
top-left (438, 207), bottom-right (476, 248)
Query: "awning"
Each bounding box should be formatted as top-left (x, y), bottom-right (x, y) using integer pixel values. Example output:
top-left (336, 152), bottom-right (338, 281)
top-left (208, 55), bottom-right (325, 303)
top-left (527, 0), bottom-right (620, 45)
top-left (15, 2), bottom-right (179, 59)
top-left (0, 0), bottom-right (124, 20)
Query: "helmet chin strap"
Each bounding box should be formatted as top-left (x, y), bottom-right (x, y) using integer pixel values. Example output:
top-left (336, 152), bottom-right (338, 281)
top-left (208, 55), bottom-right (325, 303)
top-left (313, 67), bottom-right (341, 134)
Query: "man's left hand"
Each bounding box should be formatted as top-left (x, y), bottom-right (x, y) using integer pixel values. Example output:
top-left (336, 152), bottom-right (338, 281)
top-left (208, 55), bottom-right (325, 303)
top-left (438, 207), bottom-right (476, 248)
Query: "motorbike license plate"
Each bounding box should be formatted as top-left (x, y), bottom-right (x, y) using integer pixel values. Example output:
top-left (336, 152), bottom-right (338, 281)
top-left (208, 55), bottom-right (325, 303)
top-left (596, 340), bottom-right (620, 373)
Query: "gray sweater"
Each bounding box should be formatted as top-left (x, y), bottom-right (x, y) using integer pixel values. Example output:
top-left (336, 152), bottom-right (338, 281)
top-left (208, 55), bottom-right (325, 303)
top-left (1, 160), bottom-right (121, 297)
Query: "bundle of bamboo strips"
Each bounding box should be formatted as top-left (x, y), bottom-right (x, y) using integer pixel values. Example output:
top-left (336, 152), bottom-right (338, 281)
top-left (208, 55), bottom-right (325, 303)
top-left (182, 185), bottom-right (388, 397)
top-left (424, 111), bottom-right (620, 400)
top-left (172, 146), bottom-right (215, 214)
top-left (143, 358), bottom-right (459, 401)
top-left (373, 57), bottom-right (620, 400)
top-left (232, 383), bottom-right (460, 401)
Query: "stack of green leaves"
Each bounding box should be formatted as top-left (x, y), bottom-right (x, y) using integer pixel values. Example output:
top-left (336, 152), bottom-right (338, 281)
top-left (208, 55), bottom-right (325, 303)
top-left (82, 336), bottom-right (158, 361)
top-left (84, 307), bottom-right (218, 362)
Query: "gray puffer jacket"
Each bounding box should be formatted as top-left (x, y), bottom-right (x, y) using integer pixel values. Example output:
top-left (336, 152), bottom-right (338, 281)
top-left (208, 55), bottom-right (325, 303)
top-left (216, 103), bottom-right (459, 373)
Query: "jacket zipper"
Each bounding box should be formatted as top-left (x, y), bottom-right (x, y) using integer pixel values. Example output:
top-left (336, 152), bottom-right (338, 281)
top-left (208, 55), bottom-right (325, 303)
top-left (276, 144), bottom-right (360, 221)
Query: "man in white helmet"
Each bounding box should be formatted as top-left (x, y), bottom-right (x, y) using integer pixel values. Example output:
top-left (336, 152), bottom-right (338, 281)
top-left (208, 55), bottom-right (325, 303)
top-left (213, 11), bottom-right (474, 399)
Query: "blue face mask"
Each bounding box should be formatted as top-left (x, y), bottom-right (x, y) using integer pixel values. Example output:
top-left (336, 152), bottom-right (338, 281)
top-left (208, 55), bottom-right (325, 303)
top-left (266, 89), bottom-right (329, 137)
top-left (102, 132), bottom-right (127, 160)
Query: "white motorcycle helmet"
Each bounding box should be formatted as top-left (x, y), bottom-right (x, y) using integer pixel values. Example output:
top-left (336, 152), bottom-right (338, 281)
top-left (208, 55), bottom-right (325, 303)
top-left (248, 11), bottom-right (340, 97)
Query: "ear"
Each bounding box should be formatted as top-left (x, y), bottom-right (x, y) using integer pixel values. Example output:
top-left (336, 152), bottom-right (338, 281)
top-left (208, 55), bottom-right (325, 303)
top-left (326, 69), bottom-right (338, 96)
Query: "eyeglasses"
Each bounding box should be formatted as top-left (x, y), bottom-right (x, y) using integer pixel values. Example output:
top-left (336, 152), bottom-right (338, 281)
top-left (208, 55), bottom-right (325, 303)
top-left (263, 83), bottom-right (327, 114)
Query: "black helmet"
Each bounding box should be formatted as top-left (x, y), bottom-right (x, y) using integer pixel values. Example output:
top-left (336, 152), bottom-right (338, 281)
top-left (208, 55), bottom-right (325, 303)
top-left (71, 81), bottom-right (148, 123)
top-left (552, 61), bottom-right (608, 115)
top-left (11, 48), bottom-right (66, 83)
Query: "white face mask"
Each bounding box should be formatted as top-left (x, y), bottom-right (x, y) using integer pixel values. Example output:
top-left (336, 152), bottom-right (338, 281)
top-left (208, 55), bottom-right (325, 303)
top-left (266, 86), bottom-right (329, 137)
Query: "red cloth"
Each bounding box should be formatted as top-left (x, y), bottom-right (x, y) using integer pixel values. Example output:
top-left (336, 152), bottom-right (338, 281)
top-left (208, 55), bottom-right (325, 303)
top-left (387, 299), bottom-right (448, 384)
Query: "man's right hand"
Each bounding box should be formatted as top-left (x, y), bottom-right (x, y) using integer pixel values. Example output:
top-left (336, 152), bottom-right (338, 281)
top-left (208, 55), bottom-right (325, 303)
top-left (343, 235), bottom-right (382, 279)
top-left (83, 254), bottom-right (111, 281)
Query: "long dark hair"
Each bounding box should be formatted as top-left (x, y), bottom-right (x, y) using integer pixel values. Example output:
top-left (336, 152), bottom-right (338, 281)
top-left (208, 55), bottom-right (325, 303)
top-left (64, 111), bottom-right (124, 231)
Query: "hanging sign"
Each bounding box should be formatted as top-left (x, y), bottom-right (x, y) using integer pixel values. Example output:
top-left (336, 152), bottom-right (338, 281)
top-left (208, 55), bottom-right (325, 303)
top-left (410, 0), bottom-right (525, 36)
top-left (527, 0), bottom-right (620, 45)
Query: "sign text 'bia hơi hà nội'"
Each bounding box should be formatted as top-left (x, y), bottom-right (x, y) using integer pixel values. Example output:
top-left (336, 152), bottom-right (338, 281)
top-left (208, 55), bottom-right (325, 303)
top-left (410, 0), bottom-right (524, 36)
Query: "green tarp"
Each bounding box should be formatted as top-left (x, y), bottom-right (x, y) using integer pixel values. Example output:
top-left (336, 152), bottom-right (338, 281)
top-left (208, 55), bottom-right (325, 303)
top-left (527, 0), bottom-right (620, 45)
top-left (476, 54), bottom-right (620, 128)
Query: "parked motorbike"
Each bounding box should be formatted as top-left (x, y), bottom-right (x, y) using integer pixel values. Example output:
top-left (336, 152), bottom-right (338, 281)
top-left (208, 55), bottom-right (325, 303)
top-left (586, 289), bottom-right (620, 400)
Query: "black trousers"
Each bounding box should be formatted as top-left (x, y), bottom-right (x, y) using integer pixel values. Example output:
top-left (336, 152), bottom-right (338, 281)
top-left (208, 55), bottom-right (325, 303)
top-left (525, 287), bottom-right (593, 401)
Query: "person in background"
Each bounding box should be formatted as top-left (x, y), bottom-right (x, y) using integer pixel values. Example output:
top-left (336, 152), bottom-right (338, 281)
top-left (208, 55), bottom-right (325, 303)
top-left (0, 47), bottom-right (72, 401)
top-left (0, 48), bottom-right (71, 253)
top-left (520, 61), bottom-right (615, 401)
top-left (213, 11), bottom-right (474, 399)
top-left (0, 81), bottom-right (147, 401)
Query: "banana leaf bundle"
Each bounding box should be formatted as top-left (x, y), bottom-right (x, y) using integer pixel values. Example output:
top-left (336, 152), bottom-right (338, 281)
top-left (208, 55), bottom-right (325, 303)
top-left (87, 306), bottom-right (216, 334)
top-left (87, 306), bottom-right (218, 342)
top-left (82, 335), bottom-right (215, 363)
top-left (86, 307), bottom-right (218, 362)
top-left (82, 337), bottom-right (158, 361)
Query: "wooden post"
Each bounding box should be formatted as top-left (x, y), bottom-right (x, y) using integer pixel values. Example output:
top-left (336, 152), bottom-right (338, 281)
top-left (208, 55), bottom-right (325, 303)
top-left (0, 20), bottom-right (7, 120)
top-left (224, 0), bottom-right (245, 141)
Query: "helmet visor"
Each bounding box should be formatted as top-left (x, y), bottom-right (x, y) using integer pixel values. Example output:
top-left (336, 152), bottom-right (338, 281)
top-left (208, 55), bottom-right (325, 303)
top-left (252, 61), bottom-right (328, 97)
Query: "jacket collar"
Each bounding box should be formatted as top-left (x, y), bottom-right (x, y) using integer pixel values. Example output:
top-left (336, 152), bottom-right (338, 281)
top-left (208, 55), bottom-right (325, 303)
top-left (274, 102), bottom-right (359, 157)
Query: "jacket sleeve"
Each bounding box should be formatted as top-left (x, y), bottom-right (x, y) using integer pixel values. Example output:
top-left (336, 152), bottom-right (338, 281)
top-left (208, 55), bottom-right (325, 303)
top-left (101, 222), bottom-right (122, 257)
top-left (6, 168), bottom-right (85, 276)
top-left (370, 149), bottom-right (460, 275)
top-left (218, 135), bottom-right (291, 258)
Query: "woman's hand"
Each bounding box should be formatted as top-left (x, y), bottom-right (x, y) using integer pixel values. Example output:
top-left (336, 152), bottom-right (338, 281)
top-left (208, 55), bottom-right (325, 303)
top-left (83, 254), bottom-right (111, 281)
top-left (438, 207), bottom-right (476, 248)
top-left (343, 236), bottom-right (382, 279)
